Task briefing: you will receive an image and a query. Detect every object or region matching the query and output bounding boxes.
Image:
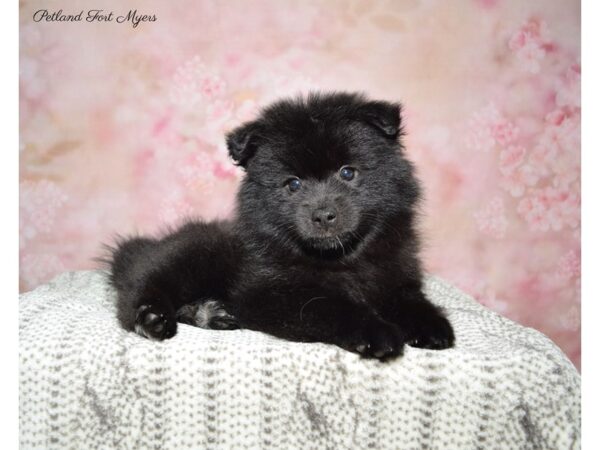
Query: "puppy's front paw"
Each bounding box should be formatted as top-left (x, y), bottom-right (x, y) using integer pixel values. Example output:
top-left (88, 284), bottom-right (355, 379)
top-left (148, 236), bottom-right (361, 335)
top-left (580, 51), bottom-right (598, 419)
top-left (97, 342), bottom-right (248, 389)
top-left (353, 320), bottom-right (404, 361)
top-left (406, 313), bottom-right (454, 350)
top-left (134, 304), bottom-right (177, 340)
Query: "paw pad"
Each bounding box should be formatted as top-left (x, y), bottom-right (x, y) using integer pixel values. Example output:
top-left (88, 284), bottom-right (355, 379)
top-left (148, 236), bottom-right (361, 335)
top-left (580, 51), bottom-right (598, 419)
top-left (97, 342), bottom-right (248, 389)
top-left (135, 304), bottom-right (176, 340)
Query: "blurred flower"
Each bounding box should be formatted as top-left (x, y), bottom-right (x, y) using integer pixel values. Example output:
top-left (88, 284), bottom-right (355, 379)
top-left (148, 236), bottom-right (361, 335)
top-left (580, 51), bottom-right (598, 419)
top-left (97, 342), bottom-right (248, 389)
top-left (158, 190), bottom-right (196, 226)
top-left (473, 196), bottom-right (508, 239)
top-left (500, 164), bottom-right (539, 197)
top-left (508, 18), bottom-right (551, 73)
top-left (555, 64), bottom-right (581, 109)
top-left (559, 305), bottom-right (580, 331)
top-left (530, 116), bottom-right (580, 180)
top-left (20, 253), bottom-right (65, 288)
top-left (465, 103), bottom-right (502, 152)
top-left (556, 250), bottom-right (581, 281)
top-left (491, 119), bottom-right (520, 146)
top-left (20, 180), bottom-right (68, 247)
top-left (517, 187), bottom-right (579, 231)
top-left (499, 145), bottom-right (526, 175)
top-left (20, 56), bottom-right (46, 100)
top-left (169, 56), bottom-right (228, 109)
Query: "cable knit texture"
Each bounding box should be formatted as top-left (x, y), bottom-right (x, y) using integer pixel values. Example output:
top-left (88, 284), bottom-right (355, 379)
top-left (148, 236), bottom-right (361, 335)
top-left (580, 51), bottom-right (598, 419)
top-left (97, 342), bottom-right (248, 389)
top-left (19, 270), bottom-right (580, 449)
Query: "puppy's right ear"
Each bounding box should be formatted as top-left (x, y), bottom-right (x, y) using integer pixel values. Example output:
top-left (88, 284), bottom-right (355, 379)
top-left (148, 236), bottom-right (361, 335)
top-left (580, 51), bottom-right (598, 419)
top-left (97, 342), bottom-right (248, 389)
top-left (226, 122), bottom-right (262, 167)
top-left (358, 100), bottom-right (402, 139)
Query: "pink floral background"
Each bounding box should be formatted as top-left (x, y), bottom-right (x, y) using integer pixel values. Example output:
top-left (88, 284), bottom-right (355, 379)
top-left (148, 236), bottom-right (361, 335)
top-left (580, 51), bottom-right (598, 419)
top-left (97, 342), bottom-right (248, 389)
top-left (19, 0), bottom-right (581, 368)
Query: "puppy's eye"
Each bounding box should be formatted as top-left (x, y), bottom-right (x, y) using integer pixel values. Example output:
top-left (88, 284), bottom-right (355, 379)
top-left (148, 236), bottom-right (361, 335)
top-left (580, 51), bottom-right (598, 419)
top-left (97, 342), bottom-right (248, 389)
top-left (286, 178), bottom-right (302, 192)
top-left (339, 166), bottom-right (356, 181)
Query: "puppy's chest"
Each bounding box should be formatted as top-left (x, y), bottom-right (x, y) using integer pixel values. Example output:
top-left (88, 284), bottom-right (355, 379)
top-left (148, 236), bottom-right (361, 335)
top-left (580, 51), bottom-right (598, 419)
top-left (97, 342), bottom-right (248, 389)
top-left (248, 256), bottom-right (389, 302)
top-left (293, 261), bottom-right (384, 302)
top-left (338, 266), bottom-right (383, 300)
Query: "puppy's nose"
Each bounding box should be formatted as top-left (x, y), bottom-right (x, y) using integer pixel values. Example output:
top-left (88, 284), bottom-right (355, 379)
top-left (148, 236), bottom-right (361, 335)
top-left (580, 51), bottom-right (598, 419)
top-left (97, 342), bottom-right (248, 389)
top-left (312, 208), bottom-right (337, 230)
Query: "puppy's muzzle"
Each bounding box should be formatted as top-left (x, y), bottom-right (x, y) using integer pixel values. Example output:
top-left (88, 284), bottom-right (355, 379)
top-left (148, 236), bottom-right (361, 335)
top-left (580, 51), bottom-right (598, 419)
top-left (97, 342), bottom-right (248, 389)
top-left (311, 207), bottom-right (338, 231)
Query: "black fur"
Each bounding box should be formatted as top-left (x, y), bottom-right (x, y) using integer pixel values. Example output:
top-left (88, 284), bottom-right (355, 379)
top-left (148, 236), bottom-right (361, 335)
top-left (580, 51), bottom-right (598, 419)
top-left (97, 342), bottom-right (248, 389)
top-left (108, 92), bottom-right (454, 360)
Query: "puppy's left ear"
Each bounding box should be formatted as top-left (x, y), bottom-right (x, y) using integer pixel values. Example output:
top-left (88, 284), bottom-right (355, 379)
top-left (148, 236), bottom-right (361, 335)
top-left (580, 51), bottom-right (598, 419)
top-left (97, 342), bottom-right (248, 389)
top-left (359, 101), bottom-right (402, 139)
top-left (226, 122), bottom-right (262, 167)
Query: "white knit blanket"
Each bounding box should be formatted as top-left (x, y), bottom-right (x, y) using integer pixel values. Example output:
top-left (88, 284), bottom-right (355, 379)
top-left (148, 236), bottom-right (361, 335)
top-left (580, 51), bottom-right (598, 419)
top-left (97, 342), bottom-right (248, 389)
top-left (19, 270), bottom-right (580, 450)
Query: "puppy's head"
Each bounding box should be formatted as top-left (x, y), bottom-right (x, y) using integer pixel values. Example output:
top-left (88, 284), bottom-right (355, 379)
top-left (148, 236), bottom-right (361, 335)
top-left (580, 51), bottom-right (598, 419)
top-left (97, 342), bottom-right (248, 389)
top-left (226, 92), bottom-right (420, 258)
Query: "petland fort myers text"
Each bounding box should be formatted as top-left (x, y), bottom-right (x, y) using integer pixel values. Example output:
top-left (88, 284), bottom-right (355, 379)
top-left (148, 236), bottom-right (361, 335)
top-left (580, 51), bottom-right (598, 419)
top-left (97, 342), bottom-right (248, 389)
top-left (33, 9), bottom-right (156, 28)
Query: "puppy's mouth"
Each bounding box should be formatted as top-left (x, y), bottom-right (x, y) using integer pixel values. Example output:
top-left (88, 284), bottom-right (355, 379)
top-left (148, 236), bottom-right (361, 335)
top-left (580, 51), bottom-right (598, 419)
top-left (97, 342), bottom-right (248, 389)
top-left (294, 204), bottom-right (364, 258)
top-left (300, 232), bottom-right (360, 258)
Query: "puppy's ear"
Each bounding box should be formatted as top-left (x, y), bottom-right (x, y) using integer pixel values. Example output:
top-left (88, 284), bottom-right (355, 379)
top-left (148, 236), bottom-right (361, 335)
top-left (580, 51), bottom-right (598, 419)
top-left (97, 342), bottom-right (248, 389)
top-left (359, 101), bottom-right (402, 139)
top-left (226, 122), bottom-right (262, 167)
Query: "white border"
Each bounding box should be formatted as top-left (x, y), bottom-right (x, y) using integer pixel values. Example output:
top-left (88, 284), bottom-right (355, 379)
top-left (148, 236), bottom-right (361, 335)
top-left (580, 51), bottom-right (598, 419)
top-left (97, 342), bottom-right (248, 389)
top-left (1, 0), bottom-right (19, 447)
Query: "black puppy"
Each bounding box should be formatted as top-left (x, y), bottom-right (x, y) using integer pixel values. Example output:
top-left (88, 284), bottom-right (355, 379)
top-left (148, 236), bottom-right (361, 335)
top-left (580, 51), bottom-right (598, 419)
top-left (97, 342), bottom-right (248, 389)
top-left (109, 92), bottom-right (454, 361)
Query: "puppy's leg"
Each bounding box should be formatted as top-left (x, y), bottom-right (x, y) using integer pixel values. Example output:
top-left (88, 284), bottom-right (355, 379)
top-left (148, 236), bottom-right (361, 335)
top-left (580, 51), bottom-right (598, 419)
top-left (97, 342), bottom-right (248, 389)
top-left (109, 221), bottom-right (239, 340)
top-left (232, 287), bottom-right (405, 361)
top-left (176, 300), bottom-right (239, 330)
top-left (109, 237), bottom-right (175, 339)
top-left (376, 285), bottom-right (455, 350)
